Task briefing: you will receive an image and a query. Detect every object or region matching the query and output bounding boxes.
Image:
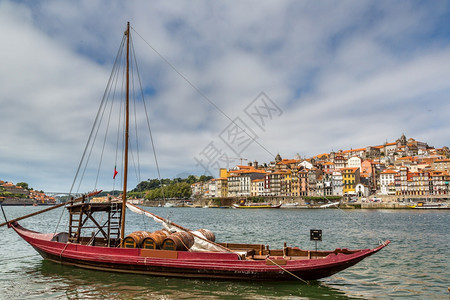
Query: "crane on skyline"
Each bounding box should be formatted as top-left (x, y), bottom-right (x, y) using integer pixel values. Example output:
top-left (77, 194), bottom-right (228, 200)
top-left (229, 157), bottom-right (248, 165)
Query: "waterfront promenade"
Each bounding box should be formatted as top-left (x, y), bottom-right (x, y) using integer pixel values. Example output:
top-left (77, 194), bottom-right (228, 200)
top-left (144, 196), bottom-right (450, 209)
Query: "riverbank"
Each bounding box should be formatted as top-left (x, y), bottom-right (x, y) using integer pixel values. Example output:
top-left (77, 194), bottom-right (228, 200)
top-left (141, 197), bottom-right (450, 209)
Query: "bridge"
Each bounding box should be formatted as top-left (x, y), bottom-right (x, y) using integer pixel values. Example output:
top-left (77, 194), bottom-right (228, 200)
top-left (45, 192), bottom-right (84, 198)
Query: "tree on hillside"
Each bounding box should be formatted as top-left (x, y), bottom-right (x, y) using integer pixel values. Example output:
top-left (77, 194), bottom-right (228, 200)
top-left (144, 182), bottom-right (192, 200)
top-left (186, 175), bottom-right (197, 184)
top-left (16, 182), bottom-right (30, 190)
top-left (133, 175), bottom-right (207, 193)
top-left (199, 175), bottom-right (213, 182)
top-left (133, 179), bottom-right (162, 192)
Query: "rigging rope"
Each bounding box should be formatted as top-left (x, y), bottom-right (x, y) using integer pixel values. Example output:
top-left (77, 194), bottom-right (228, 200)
top-left (95, 57), bottom-right (122, 190)
top-left (131, 27), bottom-right (276, 160)
top-left (265, 257), bottom-right (309, 284)
top-left (130, 35), bottom-right (167, 202)
top-left (129, 43), bottom-right (142, 183)
top-left (74, 35), bottom-right (127, 194)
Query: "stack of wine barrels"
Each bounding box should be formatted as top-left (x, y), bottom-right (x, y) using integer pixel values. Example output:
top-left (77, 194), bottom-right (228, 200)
top-left (161, 228), bottom-right (216, 251)
top-left (141, 229), bottom-right (171, 249)
top-left (124, 228), bottom-right (216, 251)
top-left (197, 228), bottom-right (215, 242)
top-left (161, 231), bottom-right (195, 251)
top-left (123, 231), bottom-right (152, 248)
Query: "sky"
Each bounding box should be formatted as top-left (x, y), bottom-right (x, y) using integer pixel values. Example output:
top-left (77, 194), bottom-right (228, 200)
top-left (1, 0), bottom-right (450, 192)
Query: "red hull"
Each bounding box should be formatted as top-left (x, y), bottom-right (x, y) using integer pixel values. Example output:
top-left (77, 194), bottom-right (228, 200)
top-left (11, 223), bottom-right (389, 281)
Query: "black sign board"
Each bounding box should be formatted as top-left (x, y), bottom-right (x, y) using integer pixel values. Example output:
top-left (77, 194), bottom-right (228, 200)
top-left (310, 229), bottom-right (322, 241)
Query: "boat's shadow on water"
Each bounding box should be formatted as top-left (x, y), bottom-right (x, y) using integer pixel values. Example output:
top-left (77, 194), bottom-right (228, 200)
top-left (34, 260), bottom-right (356, 299)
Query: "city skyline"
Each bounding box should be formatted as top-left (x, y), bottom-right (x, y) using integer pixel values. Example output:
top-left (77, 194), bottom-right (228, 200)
top-left (1, 1), bottom-right (450, 191)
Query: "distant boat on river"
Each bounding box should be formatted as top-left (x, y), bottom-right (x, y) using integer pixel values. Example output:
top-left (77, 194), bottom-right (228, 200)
top-left (232, 199), bottom-right (281, 209)
top-left (232, 203), bottom-right (282, 209)
top-left (410, 201), bottom-right (450, 209)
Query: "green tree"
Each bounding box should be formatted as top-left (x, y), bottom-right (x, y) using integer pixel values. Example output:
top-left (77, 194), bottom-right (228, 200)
top-left (199, 175), bottom-right (213, 182)
top-left (17, 182), bottom-right (30, 190)
top-left (186, 175), bottom-right (197, 184)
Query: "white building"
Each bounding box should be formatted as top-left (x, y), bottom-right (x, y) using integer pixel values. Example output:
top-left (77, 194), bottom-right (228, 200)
top-left (227, 174), bottom-right (240, 197)
top-left (299, 160), bottom-right (313, 170)
top-left (347, 156), bottom-right (362, 170)
top-left (379, 169), bottom-right (397, 195)
top-left (332, 170), bottom-right (343, 196)
top-left (191, 182), bottom-right (203, 197)
top-left (207, 180), bottom-right (216, 198)
top-left (239, 174), bottom-right (251, 197)
top-left (355, 183), bottom-right (369, 197)
top-left (251, 179), bottom-right (265, 196)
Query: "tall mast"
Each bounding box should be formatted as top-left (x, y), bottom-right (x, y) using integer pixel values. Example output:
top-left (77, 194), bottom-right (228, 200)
top-left (120, 22), bottom-right (130, 245)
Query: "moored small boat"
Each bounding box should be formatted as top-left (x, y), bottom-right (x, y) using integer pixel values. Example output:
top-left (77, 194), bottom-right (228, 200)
top-left (232, 203), bottom-right (282, 209)
top-left (232, 198), bottom-right (281, 209)
top-left (410, 201), bottom-right (450, 209)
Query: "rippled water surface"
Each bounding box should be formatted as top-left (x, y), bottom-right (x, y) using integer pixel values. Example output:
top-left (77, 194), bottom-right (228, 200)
top-left (0, 206), bottom-right (448, 299)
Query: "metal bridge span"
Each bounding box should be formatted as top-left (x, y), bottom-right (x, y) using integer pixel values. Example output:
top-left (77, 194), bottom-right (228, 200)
top-left (45, 192), bottom-right (84, 198)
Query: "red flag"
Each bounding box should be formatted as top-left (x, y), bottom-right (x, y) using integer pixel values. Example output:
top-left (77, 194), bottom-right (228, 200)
top-left (113, 165), bottom-right (118, 179)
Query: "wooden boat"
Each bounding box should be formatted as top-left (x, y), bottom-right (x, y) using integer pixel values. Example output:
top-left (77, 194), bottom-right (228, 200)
top-left (232, 198), bottom-right (282, 209)
top-left (410, 201), bottom-right (450, 209)
top-left (232, 203), bottom-right (282, 209)
top-left (8, 220), bottom-right (389, 281)
top-left (1, 23), bottom-right (390, 281)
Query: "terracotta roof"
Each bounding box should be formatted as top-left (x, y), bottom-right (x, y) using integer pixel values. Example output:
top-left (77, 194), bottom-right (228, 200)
top-left (430, 171), bottom-right (449, 176)
top-left (342, 148), bottom-right (366, 153)
top-left (271, 170), bottom-right (291, 175)
top-left (276, 159), bottom-right (300, 165)
top-left (435, 159), bottom-right (450, 163)
top-left (229, 170), bottom-right (243, 174)
top-left (340, 167), bottom-right (359, 173)
top-left (236, 165), bottom-right (252, 169)
top-left (381, 169), bottom-right (397, 174)
top-left (397, 156), bottom-right (413, 161)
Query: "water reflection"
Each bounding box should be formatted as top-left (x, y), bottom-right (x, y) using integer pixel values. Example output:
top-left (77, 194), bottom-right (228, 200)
top-left (32, 260), bottom-right (352, 300)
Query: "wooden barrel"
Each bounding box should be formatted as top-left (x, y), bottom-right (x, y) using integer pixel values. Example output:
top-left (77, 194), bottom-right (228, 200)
top-left (197, 228), bottom-right (215, 242)
top-left (162, 231), bottom-right (195, 251)
top-left (123, 231), bottom-right (151, 248)
top-left (142, 229), bottom-right (171, 249)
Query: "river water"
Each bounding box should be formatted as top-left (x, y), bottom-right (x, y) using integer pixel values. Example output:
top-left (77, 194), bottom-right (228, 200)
top-left (0, 206), bottom-right (448, 299)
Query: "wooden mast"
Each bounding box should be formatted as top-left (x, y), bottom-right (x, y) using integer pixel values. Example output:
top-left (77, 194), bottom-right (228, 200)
top-left (120, 22), bottom-right (130, 245)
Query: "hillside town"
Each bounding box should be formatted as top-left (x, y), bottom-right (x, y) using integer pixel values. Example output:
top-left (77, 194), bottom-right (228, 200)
top-left (0, 180), bottom-right (56, 205)
top-left (191, 135), bottom-right (450, 202)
